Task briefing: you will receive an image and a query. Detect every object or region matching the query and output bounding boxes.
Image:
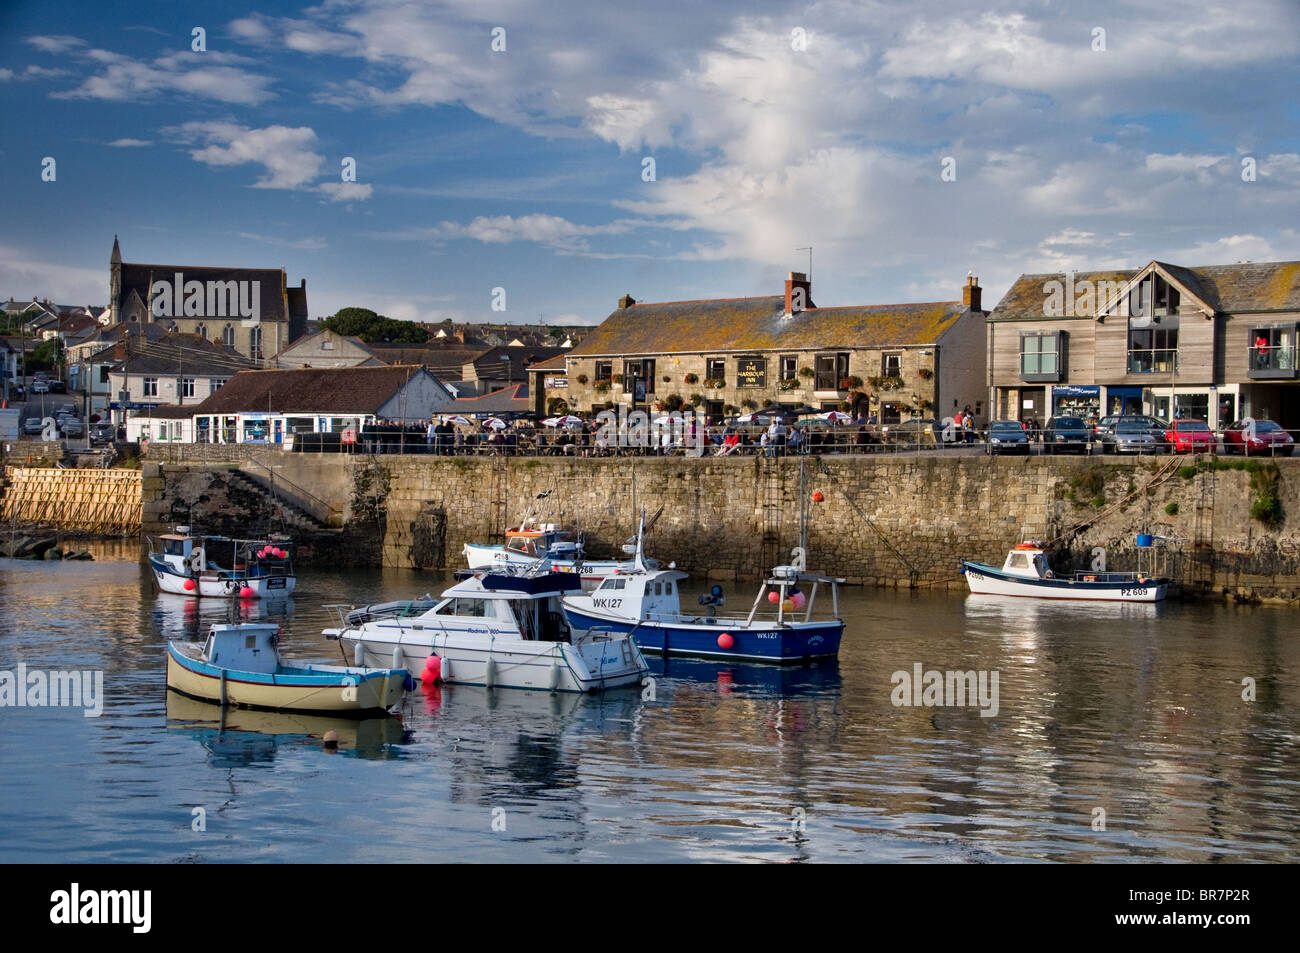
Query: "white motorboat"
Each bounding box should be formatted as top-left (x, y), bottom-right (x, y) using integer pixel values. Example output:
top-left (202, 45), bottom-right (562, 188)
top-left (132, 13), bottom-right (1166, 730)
top-left (324, 568), bottom-right (649, 693)
top-left (148, 527), bottom-right (296, 599)
top-left (961, 541), bottom-right (1169, 602)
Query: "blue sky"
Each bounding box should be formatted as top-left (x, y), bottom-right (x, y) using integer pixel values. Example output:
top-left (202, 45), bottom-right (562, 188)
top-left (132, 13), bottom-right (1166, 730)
top-left (2, 0), bottom-right (1298, 326)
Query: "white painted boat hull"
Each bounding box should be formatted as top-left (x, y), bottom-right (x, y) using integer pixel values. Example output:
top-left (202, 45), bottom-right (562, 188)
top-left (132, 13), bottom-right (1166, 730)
top-left (962, 564), bottom-right (1167, 602)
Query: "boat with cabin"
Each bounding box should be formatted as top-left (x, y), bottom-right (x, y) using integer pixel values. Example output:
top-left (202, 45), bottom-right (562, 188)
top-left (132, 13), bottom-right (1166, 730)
top-left (563, 563), bottom-right (847, 663)
top-left (166, 622), bottom-right (407, 715)
top-left (323, 567), bottom-right (650, 693)
top-left (147, 527), bottom-right (296, 598)
top-left (960, 540), bottom-right (1169, 602)
top-left (462, 493), bottom-right (658, 588)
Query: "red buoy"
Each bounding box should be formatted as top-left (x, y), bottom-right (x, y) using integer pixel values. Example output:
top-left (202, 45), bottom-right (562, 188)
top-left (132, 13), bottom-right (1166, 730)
top-left (812, 491), bottom-right (824, 503)
top-left (717, 633), bottom-right (735, 650)
top-left (421, 655), bottom-right (442, 684)
top-left (183, 578), bottom-right (196, 591)
top-left (239, 586), bottom-right (255, 599)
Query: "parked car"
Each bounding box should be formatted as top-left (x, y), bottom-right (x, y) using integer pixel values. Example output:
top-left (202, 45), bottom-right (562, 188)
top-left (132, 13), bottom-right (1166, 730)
top-left (48, 380), bottom-right (66, 393)
top-left (59, 418), bottom-right (84, 438)
top-left (1104, 417), bottom-right (1168, 454)
top-left (1042, 415), bottom-right (1092, 454)
top-left (1165, 419), bottom-right (1217, 453)
top-left (985, 419), bottom-right (1030, 455)
top-left (880, 418), bottom-right (940, 448)
top-left (23, 417), bottom-right (44, 435)
top-left (56, 403), bottom-right (77, 417)
top-left (1222, 419), bottom-right (1296, 456)
top-left (30, 379), bottom-right (49, 394)
top-left (89, 422), bottom-right (117, 446)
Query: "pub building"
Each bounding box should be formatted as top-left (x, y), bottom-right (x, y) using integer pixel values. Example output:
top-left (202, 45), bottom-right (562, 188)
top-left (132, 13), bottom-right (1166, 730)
top-left (532, 273), bottom-right (989, 426)
top-left (988, 259), bottom-right (1300, 430)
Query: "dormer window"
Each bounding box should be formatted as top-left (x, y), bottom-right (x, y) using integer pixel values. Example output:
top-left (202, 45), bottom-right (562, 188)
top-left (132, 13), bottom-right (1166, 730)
top-left (1128, 274), bottom-right (1180, 318)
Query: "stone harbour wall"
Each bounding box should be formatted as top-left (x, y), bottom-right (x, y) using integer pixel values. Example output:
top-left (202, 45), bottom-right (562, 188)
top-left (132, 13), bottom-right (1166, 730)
top-left (132, 452), bottom-right (1300, 602)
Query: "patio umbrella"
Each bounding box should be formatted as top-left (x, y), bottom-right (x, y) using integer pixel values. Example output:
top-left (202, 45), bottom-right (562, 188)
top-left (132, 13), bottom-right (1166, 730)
top-left (445, 415), bottom-right (472, 426)
top-left (543, 414), bottom-right (584, 427)
top-left (789, 405), bottom-right (821, 417)
top-left (818, 410), bottom-right (853, 423)
top-left (482, 417), bottom-right (508, 429)
top-left (737, 413), bottom-right (771, 424)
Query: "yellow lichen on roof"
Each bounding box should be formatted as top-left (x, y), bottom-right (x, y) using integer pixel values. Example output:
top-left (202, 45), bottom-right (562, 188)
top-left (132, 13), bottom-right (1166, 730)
top-left (1263, 262), bottom-right (1300, 310)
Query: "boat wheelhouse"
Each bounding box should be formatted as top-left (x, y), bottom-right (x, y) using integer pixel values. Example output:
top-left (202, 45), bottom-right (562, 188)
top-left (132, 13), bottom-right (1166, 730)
top-left (148, 527), bottom-right (296, 599)
top-left (563, 564), bottom-right (847, 663)
top-left (463, 517), bottom-right (657, 587)
top-left (961, 541), bottom-right (1169, 602)
top-left (324, 568), bottom-right (649, 693)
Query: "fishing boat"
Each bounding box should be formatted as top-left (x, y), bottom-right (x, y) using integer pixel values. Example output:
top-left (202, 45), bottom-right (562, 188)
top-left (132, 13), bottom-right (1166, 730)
top-left (562, 562), bottom-right (847, 663)
top-left (323, 567), bottom-right (649, 693)
top-left (462, 492), bottom-right (658, 588)
top-left (147, 527), bottom-right (296, 598)
top-left (166, 622), bottom-right (408, 715)
top-left (960, 540), bottom-right (1169, 602)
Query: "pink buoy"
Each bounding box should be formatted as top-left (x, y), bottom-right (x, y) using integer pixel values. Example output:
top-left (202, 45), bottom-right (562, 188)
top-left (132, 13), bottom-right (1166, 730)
top-left (257, 548), bottom-right (267, 559)
top-left (276, 548), bottom-right (287, 559)
top-left (717, 633), bottom-right (734, 650)
top-left (790, 591), bottom-right (807, 610)
top-left (767, 591), bottom-right (779, 604)
top-left (239, 586), bottom-right (255, 598)
top-left (183, 578), bottom-right (196, 591)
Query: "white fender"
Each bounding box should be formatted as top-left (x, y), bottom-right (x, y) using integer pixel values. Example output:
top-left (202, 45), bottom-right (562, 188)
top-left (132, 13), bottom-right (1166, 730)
top-left (484, 657), bottom-right (497, 688)
top-left (353, 642), bottom-right (365, 667)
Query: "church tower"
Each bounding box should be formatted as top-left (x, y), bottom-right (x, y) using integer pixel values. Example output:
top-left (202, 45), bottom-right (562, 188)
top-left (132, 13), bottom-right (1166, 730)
top-left (109, 235), bottom-right (122, 324)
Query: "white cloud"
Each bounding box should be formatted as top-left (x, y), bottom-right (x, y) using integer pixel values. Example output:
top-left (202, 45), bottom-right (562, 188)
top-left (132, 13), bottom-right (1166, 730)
top-left (25, 35), bottom-right (85, 54)
top-left (56, 49), bottom-right (274, 104)
top-left (0, 244), bottom-right (105, 305)
top-left (107, 138), bottom-right (150, 148)
top-left (237, 232), bottom-right (329, 251)
top-left (317, 182), bottom-right (374, 202)
top-left (169, 121), bottom-right (323, 189)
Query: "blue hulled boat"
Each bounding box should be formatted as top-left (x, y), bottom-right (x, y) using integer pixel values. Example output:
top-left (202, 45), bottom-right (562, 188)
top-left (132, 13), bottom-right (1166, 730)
top-left (563, 564), bottom-right (846, 664)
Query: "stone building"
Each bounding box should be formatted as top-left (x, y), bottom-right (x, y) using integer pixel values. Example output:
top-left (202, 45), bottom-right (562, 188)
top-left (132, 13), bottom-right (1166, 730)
top-left (988, 259), bottom-right (1300, 428)
top-left (107, 236), bottom-right (308, 364)
top-left (532, 273), bottom-right (988, 424)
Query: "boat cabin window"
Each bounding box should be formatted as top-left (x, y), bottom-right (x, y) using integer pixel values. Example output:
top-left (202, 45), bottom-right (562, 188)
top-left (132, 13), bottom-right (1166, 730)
top-left (654, 582), bottom-right (662, 595)
top-left (1008, 553), bottom-right (1030, 569)
top-left (435, 598), bottom-right (496, 618)
top-left (600, 578), bottom-right (627, 591)
top-left (163, 538), bottom-right (189, 556)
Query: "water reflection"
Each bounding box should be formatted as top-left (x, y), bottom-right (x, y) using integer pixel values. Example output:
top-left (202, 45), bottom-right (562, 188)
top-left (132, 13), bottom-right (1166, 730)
top-left (165, 691), bottom-right (407, 764)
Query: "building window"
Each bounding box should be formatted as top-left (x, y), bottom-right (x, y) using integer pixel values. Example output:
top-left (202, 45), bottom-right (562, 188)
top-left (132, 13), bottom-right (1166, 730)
top-left (210, 378), bottom-right (227, 394)
top-left (222, 323), bottom-right (236, 348)
top-left (143, 377), bottom-right (158, 398)
top-left (815, 353), bottom-right (849, 390)
top-left (882, 352), bottom-right (902, 377)
top-left (594, 360), bottom-right (612, 382)
top-left (195, 323), bottom-right (207, 340)
top-left (1127, 319), bottom-right (1178, 374)
top-left (180, 377), bottom-right (195, 399)
top-left (705, 358), bottom-right (726, 385)
top-left (1020, 332), bottom-right (1064, 382)
top-left (250, 326), bottom-right (263, 361)
top-left (1128, 273), bottom-right (1181, 318)
top-left (779, 355), bottom-right (797, 381)
top-left (98, 366), bottom-right (111, 384)
top-left (1249, 324), bottom-right (1298, 378)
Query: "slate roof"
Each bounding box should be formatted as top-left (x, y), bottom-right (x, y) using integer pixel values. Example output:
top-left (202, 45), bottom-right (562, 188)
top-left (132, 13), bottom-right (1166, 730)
top-left (991, 260), bottom-right (1300, 321)
top-left (471, 346), bottom-right (569, 372)
top-left (449, 383), bottom-right (532, 414)
top-left (568, 296), bottom-right (971, 357)
top-left (189, 365), bottom-right (439, 415)
top-left (364, 343), bottom-right (481, 379)
top-left (118, 261), bottom-right (289, 323)
top-left (115, 333), bottom-right (255, 376)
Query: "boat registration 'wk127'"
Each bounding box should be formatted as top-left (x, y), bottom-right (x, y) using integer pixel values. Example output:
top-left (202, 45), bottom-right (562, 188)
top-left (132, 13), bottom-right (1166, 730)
top-left (960, 540), bottom-right (1169, 602)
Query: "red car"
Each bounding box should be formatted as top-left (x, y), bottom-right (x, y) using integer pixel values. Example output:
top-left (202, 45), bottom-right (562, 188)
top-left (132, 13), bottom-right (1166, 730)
top-left (1164, 419), bottom-right (1217, 453)
top-left (1222, 419), bottom-right (1296, 456)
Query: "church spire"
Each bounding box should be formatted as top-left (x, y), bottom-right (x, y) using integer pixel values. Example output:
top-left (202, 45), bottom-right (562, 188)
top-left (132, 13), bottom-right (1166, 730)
top-left (111, 235), bottom-right (121, 264)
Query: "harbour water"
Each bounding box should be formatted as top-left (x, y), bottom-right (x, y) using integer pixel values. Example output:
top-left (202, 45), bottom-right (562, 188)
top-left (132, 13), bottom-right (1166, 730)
top-left (1, 543), bottom-right (1297, 863)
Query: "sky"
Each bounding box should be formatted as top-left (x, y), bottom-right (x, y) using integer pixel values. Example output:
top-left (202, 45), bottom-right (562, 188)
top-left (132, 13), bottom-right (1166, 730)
top-left (2, 0), bottom-right (1298, 327)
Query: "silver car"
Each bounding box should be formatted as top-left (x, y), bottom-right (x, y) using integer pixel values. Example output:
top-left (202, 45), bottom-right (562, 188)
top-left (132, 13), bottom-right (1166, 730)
top-left (1106, 419), bottom-right (1168, 453)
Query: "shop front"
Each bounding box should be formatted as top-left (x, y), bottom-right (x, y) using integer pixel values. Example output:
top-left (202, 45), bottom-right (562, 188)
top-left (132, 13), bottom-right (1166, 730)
top-left (1051, 385), bottom-right (1101, 420)
top-left (1103, 386), bottom-right (1144, 418)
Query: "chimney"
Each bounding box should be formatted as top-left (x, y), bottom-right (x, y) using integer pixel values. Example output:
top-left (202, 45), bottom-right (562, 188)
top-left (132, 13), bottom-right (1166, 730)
top-left (618, 294), bottom-right (636, 310)
top-left (785, 272), bottom-right (812, 314)
top-left (963, 275), bottom-right (981, 311)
